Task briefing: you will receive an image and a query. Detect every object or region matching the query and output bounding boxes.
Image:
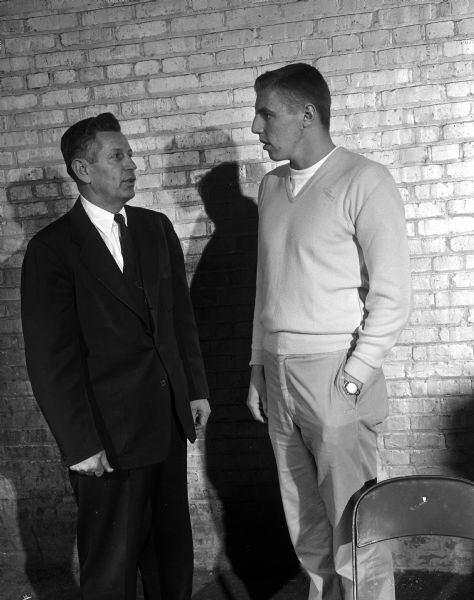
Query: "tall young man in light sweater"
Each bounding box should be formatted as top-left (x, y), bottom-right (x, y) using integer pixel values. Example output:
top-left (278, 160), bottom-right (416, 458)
top-left (246, 63), bottom-right (411, 600)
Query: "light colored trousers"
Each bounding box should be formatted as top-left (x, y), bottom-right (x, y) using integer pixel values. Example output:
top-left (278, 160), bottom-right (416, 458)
top-left (263, 349), bottom-right (395, 600)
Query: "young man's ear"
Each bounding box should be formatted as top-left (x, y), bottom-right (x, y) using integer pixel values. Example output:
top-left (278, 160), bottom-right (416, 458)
top-left (71, 158), bottom-right (91, 184)
top-left (302, 103), bottom-right (319, 128)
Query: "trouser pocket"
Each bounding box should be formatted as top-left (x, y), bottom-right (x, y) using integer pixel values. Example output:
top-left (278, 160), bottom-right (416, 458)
top-left (333, 352), bottom-right (389, 428)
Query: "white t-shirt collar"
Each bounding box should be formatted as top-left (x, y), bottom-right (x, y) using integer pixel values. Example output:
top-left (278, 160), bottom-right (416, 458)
top-left (289, 146), bottom-right (338, 179)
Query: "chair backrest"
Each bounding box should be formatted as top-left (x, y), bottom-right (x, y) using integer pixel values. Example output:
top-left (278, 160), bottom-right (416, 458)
top-left (353, 475), bottom-right (474, 548)
top-left (352, 475), bottom-right (474, 600)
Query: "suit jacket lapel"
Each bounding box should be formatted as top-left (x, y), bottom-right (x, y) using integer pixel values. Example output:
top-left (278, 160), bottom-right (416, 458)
top-left (69, 199), bottom-right (148, 323)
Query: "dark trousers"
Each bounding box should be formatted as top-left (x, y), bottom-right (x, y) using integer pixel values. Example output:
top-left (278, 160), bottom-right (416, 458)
top-left (69, 413), bottom-right (193, 600)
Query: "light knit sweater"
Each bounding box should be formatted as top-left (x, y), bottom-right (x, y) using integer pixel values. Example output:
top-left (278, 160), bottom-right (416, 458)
top-left (251, 146), bottom-right (412, 384)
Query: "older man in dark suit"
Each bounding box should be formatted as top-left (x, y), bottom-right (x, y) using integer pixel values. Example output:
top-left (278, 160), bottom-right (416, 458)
top-left (21, 113), bottom-right (211, 600)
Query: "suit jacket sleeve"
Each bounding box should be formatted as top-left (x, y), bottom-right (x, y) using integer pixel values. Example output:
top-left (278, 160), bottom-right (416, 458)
top-left (162, 215), bottom-right (209, 401)
top-left (21, 237), bottom-right (103, 466)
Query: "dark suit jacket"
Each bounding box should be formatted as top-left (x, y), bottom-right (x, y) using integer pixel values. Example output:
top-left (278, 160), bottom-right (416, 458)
top-left (21, 199), bottom-right (209, 469)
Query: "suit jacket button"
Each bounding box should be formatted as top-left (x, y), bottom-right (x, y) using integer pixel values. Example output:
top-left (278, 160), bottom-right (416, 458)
top-left (160, 379), bottom-right (167, 387)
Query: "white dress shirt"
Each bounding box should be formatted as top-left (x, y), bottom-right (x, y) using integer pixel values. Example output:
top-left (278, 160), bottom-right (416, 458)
top-left (81, 195), bottom-right (126, 272)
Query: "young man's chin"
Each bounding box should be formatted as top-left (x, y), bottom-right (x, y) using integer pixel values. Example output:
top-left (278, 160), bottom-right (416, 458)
top-left (267, 148), bottom-right (287, 163)
top-left (266, 149), bottom-right (278, 161)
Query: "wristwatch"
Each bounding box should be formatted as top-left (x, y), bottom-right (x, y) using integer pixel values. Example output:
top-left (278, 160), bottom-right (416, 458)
top-left (343, 379), bottom-right (361, 396)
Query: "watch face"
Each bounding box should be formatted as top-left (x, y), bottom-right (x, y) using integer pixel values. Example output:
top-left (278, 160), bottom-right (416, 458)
top-left (344, 381), bottom-right (359, 395)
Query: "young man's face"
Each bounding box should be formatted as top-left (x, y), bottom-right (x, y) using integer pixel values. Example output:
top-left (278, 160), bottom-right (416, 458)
top-left (252, 87), bottom-right (305, 167)
top-left (85, 131), bottom-right (137, 212)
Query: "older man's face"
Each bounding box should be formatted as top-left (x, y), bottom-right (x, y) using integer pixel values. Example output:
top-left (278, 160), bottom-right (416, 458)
top-left (85, 131), bottom-right (137, 212)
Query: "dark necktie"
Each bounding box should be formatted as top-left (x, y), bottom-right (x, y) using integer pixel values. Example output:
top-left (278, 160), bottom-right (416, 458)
top-left (114, 213), bottom-right (151, 328)
top-left (114, 212), bottom-right (135, 280)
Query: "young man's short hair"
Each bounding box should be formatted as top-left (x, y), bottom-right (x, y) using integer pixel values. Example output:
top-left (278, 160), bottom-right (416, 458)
top-left (60, 112), bottom-right (121, 182)
top-left (254, 63), bottom-right (331, 130)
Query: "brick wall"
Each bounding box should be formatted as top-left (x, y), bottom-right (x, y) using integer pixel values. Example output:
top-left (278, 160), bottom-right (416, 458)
top-left (1, 0), bottom-right (473, 581)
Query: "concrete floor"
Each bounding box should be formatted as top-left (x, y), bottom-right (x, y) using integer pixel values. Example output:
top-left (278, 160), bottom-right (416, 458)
top-left (1, 568), bottom-right (305, 600)
top-left (193, 570), bottom-right (474, 600)
top-left (192, 570), bottom-right (307, 600)
top-left (2, 568), bottom-right (474, 600)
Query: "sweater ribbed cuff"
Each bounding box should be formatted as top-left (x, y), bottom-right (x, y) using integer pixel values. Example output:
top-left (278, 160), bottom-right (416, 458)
top-left (344, 355), bottom-right (376, 385)
top-left (249, 348), bottom-right (264, 366)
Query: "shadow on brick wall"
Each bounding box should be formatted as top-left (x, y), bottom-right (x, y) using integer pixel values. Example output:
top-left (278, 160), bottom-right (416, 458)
top-left (190, 161), bottom-right (300, 599)
top-left (445, 395), bottom-right (474, 482)
top-left (1, 175), bottom-right (79, 598)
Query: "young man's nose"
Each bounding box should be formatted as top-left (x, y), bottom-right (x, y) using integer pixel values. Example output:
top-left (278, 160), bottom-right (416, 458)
top-left (251, 115), bottom-right (263, 134)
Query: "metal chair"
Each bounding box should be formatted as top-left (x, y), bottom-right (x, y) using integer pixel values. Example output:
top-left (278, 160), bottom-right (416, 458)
top-left (352, 475), bottom-right (474, 599)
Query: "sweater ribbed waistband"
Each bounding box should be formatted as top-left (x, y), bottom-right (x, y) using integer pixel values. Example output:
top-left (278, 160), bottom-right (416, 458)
top-left (263, 331), bottom-right (354, 356)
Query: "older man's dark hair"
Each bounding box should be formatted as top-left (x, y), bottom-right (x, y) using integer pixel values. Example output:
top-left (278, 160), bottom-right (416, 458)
top-left (60, 112), bottom-right (121, 182)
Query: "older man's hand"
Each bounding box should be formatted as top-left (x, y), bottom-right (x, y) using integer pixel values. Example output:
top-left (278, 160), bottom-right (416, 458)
top-left (69, 450), bottom-right (114, 477)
